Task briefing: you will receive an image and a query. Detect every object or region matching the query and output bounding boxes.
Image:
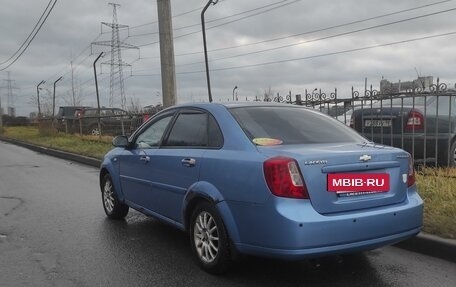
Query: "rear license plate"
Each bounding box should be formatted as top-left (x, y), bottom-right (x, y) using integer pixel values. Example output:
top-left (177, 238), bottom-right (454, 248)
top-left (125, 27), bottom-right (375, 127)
top-left (364, 119), bottom-right (392, 127)
top-left (327, 173), bottom-right (390, 194)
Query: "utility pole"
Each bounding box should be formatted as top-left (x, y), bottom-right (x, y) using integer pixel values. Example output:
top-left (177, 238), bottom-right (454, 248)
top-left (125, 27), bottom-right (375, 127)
top-left (157, 0), bottom-right (176, 107)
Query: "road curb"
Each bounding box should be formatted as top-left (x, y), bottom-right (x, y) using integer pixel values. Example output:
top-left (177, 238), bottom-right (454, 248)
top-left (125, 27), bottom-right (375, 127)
top-left (1, 136), bottom-right (455, 263)
top-left (394, 232), bottom-right (456, 263)
top-left (0, 136), bottom-right (101, 168)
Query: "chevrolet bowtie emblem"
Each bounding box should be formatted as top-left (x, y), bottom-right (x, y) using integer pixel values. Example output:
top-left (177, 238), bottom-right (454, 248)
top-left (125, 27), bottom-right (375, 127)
top-left (359, 154), bottom-right (372, 162)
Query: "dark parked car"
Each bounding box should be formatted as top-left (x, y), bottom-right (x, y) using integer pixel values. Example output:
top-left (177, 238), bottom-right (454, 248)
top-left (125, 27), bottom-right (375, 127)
top-left (100, 103), bottom-right (422, 274)
top-left (130, 104), bottom-right (164, 133)
top-left (54, 106), bottom-right (88, 132)
top-left (351, 95), bottom-right (456, 166)
top-left (74, 107), bottom-right (131, 136)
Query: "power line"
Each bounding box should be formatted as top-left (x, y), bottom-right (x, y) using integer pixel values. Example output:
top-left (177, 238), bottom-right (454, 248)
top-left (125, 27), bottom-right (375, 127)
top-left (129, 31), bottom-right (456, 76)
top-left (207, 31), bottom-right (456, 72)
top-left (129, 0), bottom-right (296, 38)
top-left (0, 0), bottom-right (54, 65)
top-left (0, 0), bottom-right (58, 71)
top-left (121, 0), bottom-right (228, 31)
top-left (177, 6), bottom-right (456, 67)
top-left (137, 0), bottom-right (303, 47)
top-left (171, 0), bottom-right (454, 58)
top-left (44, 33), bottom-right (104, 83)
top-left (127, 5), bottom-right (203, 30)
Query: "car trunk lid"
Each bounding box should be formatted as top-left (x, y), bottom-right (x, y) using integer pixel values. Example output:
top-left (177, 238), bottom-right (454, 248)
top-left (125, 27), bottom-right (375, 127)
top-left (258, 143), bottom-right (411, 214)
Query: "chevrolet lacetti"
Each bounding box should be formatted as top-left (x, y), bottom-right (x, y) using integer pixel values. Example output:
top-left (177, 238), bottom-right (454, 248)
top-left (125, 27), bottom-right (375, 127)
top-left (99, 103), bottom-right (423, 274)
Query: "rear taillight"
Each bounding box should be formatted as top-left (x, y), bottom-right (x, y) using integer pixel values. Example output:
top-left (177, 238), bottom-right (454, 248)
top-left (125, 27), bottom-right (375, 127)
top-left (405, 110), bottom-right (424, 132)
top-left (407, 157), bottom-right (416, 187)
top-left (263, 157), bottom-right (309, 199)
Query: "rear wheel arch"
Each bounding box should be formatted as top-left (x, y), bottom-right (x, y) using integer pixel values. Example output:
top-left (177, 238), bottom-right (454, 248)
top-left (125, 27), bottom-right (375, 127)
top-left (183, 185), bottom-right (241, 244)
top-left (185, 196), bottom-right (212, 231)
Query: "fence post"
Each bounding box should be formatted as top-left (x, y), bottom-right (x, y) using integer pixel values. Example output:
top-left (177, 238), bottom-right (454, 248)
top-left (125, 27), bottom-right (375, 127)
top-left (296, 94), bottom-right (302, 105)
top-left (121, 117), bottom-right (125, 135)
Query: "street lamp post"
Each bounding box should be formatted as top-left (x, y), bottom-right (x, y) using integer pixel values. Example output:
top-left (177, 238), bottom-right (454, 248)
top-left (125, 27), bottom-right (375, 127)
top-left (52, 76), bottom-right (63, 125)
top-left (93, 52), bottom-right (104, 137)
top-left (37, 80), bottom-right (45, 118)
top-left (201, 0), bottom-right (218, 103)
top-left (232, 86), bottom-right (238, 101)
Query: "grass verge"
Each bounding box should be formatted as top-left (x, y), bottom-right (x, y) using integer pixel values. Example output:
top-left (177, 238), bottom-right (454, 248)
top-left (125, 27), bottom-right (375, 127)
top-left (1, 126), bottom-right (455, 239)
top-left (1, 126), bottom-right (112, 159)
top-left (416, 169), bottom-right (456, 239)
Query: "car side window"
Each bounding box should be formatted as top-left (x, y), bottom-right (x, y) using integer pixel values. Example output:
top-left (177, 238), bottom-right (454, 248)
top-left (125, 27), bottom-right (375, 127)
top-left (162, 112), bottom-right (223, 148)
top-left (164, 113), bottom-right (208, 147)
top-left (135, 115), bottom-right (173, 149)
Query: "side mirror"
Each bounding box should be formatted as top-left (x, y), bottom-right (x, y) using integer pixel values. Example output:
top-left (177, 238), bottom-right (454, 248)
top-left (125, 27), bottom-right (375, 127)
top-left (112, 135), bottom-right (129, 148)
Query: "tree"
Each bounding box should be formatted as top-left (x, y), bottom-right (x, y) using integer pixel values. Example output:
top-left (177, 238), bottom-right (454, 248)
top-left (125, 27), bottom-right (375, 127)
top-left (126, 96), bottom-right (142, 114)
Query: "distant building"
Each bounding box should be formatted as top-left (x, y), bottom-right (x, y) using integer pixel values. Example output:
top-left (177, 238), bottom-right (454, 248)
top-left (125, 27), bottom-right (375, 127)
top-left (380, 76), bottom-right (433, 93)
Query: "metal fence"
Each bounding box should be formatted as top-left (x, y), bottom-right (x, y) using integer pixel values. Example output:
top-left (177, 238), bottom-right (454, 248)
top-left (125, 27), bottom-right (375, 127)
top-left (29, 79), bottom-right (456, 167)
top-left (262, 79), bottom-right (456, 167)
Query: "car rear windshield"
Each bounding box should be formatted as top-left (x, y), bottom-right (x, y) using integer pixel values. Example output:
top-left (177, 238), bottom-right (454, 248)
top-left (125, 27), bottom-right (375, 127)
top-left (230, 106), bottom-right (365, 145)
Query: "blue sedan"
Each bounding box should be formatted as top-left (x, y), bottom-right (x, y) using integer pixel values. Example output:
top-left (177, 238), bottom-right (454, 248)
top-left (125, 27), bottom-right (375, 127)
top-left (99, 103), bottom-right (423, 274)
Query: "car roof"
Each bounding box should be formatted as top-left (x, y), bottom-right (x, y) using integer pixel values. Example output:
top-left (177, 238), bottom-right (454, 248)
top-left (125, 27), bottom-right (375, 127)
top-left (163, 102), bottom-right (307, 110)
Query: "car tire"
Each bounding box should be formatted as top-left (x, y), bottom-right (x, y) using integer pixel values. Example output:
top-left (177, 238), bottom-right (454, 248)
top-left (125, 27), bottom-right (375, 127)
top-left (101, 174), bottom-right (129, 219)
top-left (189, 202), bottom-right (231, 274)
top-left (89, 124), bottom-right (101, 136)
top-left (442, 140), bottom-right (456, 167)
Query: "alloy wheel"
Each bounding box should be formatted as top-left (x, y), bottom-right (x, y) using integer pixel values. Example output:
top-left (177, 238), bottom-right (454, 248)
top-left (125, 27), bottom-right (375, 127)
top-left (193, 211), bottom-right (219, 263)
top-left (103, 179), bottom-right (115, 214)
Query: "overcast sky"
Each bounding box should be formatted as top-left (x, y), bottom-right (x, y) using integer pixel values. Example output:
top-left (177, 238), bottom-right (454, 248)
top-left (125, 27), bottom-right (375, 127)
top-left (1, 0), bottom-right (456, 116)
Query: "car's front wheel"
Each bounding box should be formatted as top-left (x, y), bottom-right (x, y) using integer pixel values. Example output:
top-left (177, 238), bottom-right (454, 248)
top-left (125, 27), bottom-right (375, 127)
top-left (189, 202), bottom-right (231, 274)
top-left (89, 124), bottom-right (101, 136)
top-left (101, 174), bottom-right (129, 219)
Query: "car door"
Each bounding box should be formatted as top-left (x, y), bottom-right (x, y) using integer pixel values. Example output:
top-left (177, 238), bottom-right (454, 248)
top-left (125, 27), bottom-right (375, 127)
top-left (150, 110), bottom-right (223, 222)
top-left (118, 112), bottom-right (175, 212)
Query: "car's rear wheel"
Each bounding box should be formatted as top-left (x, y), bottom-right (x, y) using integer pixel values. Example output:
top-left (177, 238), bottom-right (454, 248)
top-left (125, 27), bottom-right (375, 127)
top-left (189, 202), bottom-right (231, 274)
top-left (441, 140), bottom-right (456, 167)
top-left (101, 174), bottom-right (129, 219)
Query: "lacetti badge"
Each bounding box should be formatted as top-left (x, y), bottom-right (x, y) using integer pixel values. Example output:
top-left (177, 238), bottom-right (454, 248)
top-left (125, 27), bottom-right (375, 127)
top-left (304, 160), bottom-right (328, 165)
top-left (359, 154), bottom-right (372, 162)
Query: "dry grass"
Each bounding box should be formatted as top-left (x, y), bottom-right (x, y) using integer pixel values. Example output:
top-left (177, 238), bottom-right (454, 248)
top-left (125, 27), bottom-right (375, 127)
top-left (416, 168), bottom-right (456, 239)
top-left (2, 126), bottom-right (112, 159)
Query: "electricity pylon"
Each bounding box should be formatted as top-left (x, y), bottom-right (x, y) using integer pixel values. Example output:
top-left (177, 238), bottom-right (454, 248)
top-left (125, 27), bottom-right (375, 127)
top-left (92, 3), bottom-right (138, 109)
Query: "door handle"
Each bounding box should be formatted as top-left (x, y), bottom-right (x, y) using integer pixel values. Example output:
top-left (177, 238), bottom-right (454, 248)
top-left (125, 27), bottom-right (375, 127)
top-left (181, 158), bottom-right (196, 167)
top-left (140, 156), bottom-right (150, 163)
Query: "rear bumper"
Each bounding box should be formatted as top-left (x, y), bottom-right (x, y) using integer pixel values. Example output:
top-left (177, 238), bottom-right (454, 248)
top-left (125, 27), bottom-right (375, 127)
top-left (227, 188), bottom-right (423, 260)
top-left (235, 227), bottom-right (421, 260)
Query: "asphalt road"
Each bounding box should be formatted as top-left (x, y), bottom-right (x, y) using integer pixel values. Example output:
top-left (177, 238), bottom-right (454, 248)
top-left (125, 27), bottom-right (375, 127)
top-left (0, 141), bottom-right (455, 287)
